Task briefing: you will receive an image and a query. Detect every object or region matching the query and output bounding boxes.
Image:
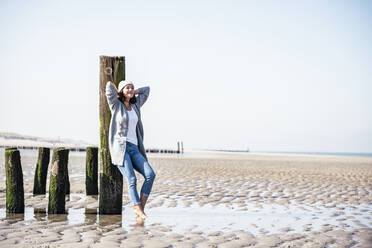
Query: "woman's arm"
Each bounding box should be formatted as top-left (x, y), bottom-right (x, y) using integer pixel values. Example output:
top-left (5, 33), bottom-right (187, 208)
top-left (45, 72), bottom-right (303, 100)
top-left (105, 81), bottom-right (120, 111)
top-left (135, 86), bottom-right (150, 108)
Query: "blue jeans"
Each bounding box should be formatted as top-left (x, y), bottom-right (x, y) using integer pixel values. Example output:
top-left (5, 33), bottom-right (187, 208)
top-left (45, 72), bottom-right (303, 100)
top-left (118, 141), bottom-right (156, 206)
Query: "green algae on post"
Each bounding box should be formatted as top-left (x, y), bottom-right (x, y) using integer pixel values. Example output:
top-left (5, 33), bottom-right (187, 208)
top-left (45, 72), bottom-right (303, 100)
top-left (48, 148), bottom-right (69, 214)
top-left (86, 146), bottom-right (98, 195)
top-left (5, 148), bottom-right (24, 213)
top-left (33, 147), bottom-right (50, 195)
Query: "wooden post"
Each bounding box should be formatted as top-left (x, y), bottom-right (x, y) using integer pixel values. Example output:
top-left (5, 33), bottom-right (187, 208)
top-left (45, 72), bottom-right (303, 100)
top-left (86, 146), bottom-right (98, 195)
top-left (48, 148), bottom-right (69, 214)
top-left (5, 148), bottom-right (24, 213)
top-left (65, 159), bottom-right (70, 196)
top-left (177, 142), bottom-right (180, 154)
top-left (99, 56), bottom-right (125, 214)
top-left (33, 147), bottom-right (50, 194)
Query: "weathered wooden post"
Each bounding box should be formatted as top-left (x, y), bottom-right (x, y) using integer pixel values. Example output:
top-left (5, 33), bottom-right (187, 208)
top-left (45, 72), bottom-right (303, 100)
top-left (48, 148), bottom-right (69, 214)
top-left (65, 160), bottom-right (70, 196)
top-left (5, 148), bottom-right (24, 213)
top-left (177, 142), bottom-right (180, 154)
top-left (33, 147), bottom-right (50, 194)
top-left (86, 146), bottom-right (98, 195)
top-left (99, 56), bottom-right (125, 214)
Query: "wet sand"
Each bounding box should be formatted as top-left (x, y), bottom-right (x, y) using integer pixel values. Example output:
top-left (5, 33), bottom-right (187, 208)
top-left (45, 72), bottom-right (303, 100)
top-left (0, 149), bottom-right (371, 247)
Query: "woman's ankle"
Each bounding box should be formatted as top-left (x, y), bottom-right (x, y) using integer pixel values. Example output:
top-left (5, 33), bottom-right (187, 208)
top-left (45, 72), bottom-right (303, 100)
top-left (133, 204), bottom-right (143, 211)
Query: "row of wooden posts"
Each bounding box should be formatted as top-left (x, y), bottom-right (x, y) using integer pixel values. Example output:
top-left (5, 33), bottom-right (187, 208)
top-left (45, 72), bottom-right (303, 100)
top-left (146, 141), bottom-right (184, 154)
top-left (5, 146), bottom-right (98, 214)
top-left (5, 55), bottom-right (185, 216)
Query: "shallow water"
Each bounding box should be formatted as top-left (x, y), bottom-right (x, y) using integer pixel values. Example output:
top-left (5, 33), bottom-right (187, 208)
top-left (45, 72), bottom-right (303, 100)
top-left (1, 147), bottom-right (371, 246)
top-left (1, 193), bottom-right (371, 236)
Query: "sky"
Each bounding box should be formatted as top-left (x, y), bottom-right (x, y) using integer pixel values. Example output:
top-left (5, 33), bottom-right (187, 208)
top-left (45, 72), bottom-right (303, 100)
top-left (0, 0), bottom-right (371, 153)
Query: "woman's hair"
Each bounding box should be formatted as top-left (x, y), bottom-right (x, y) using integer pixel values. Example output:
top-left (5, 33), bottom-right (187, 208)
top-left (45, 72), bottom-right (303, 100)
top-left (118, 91), bottom-right (137, 104)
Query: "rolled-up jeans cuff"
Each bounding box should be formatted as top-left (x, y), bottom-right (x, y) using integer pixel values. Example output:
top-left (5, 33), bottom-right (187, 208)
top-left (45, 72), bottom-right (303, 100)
top-left (131, 201), bottom-right (142, 206)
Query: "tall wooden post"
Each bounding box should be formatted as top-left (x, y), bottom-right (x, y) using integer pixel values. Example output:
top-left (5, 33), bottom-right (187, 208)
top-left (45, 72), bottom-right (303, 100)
top-left (5, 148), bottom-right (24, 213)
top-left (99, 56), bottom-right (125, 214)
top-left (33, 147), bottom-right (50, 194)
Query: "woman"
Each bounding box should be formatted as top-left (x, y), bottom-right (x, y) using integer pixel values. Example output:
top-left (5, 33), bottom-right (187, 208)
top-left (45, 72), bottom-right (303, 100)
top-left (105, 80), bottom-right (156, 220)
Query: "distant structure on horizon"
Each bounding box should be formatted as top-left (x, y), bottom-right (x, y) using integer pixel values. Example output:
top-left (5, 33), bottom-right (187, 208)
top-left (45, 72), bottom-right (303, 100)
top-left (146, 141), bottom-right (183, 154)
top-left (205, 148), bottom-right (250, 153)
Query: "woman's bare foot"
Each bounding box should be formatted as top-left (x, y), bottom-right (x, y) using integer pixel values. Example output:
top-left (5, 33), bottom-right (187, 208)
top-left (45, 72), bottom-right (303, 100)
top-left (135, 216), bottom-right (145, 225)
top-left (134, 204), bottom-right (147, 219)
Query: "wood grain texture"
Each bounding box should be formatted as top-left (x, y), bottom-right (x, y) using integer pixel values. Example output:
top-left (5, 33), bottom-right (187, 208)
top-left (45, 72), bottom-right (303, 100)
top-left (99, 56), bottom-right (125, 214)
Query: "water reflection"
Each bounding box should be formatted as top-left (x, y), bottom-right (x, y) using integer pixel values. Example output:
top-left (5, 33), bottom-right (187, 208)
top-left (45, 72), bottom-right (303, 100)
top-left (5, 212), bottom-right (25, 223)
top-left (34, 207), bottom-right (46, 213)
top-left (98, 214), bottom-right (122, 227)
top-left (135, 216), bottom-right (145, 226)
top-left (48, 213), bottom-right (68, 223)
top-left (1, 193), bottom-right (370, 236)
top-left (0, 204), bottom-right (136, 228)
top-left (85, 208), bottom-right (98, 223)
top-left (88, 195), bottom-right (99, 201)
top-left (34, 207), bottom-right (47, 221)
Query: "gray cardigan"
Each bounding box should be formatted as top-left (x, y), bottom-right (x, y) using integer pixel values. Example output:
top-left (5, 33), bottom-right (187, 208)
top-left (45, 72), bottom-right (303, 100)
top-left (105, 82), bottom-right (150, 166)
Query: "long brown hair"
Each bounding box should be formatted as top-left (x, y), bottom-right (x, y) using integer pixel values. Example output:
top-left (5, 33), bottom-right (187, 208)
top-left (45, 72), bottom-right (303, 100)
top-left (118, 91), bottom-right (137, 104)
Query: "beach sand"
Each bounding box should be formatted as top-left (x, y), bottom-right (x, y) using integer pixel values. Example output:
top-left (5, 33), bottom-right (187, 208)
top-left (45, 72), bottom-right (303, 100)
top-left (0, 150), bottom-right (371, 247)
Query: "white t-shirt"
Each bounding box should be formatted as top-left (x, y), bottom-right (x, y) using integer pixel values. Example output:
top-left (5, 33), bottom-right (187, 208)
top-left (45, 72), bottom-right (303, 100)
top-left (126, 107), bottom-right (138, 145)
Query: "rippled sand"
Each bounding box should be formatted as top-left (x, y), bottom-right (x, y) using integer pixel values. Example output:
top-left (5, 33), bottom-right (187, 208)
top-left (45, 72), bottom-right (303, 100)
top-left (0, 150), bottom-right (371, 247)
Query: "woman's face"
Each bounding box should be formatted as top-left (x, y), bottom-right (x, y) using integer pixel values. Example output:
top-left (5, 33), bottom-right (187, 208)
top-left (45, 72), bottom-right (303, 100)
top-left (122, 84), bottom-right (134, 99)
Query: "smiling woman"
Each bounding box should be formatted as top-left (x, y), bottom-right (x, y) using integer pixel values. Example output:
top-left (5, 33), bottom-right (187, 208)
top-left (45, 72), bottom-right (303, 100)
top-left (105, 80), bottom-right (156, 222)
top-left (117, 81), bottom-right (137, 106)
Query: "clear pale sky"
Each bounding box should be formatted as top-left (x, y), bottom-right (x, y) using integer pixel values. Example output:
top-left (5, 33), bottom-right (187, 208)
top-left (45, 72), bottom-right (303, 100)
top-left (1, 0), bottom-right (371, 153)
